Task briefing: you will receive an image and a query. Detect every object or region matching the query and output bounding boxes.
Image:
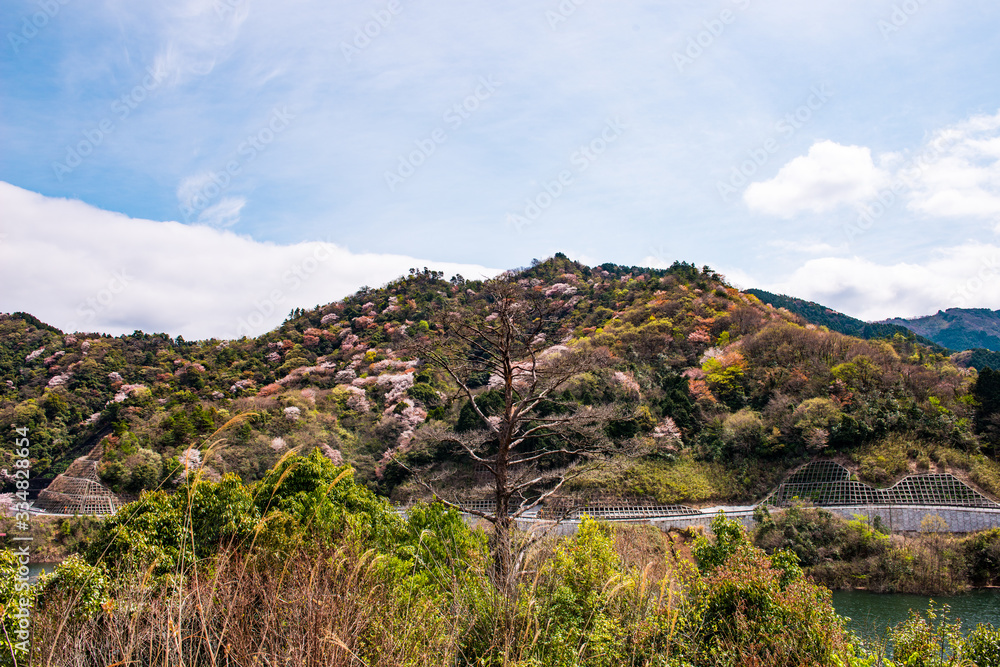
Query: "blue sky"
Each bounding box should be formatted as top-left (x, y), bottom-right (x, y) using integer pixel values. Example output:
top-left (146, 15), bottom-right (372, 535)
top-left (2, 0), bottom-right (1000, 338)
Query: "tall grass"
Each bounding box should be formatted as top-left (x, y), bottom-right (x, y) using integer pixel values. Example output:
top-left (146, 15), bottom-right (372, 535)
top-left (32, 544), bottom-right (462, 666)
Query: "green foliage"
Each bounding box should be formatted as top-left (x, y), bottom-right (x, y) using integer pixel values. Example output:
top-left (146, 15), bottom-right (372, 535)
top-left (744, 289), bottom-right (933, 342)
top-left (389, 501), bottom-right (488, 591)
top-left (569, 455), bottom-right (755, 504)
top-left (974, 366), bottom-right (1000, 452)
top-left (35, 554), bottom-right (110, 619)
top-left (455, 390), bottom-right (505, 432)
top-left (534, 516), bottom-right (633, 666)
top-left (720, 408), bottom-right (770, 455)
top-left (964, 623), bottom-right (1000, 667)
top-left (408, 382), bottom-right (441, 406)
top-left (889, 603), bottom-right (966, 666)
top-left (963, 528), bottom-right (1000, 586)
top-left (253, 448), bottom-right (403, 550)
top-left (853, 434), bottom-right (914, 485)
top-left (86, 473), bottom-right (260, 577)
top-left (702, 355), bottom-right (747, 409)
top-left (683, 519), bottom-right (848, 666)
top-left (694, 514), bottom-right (748, 573)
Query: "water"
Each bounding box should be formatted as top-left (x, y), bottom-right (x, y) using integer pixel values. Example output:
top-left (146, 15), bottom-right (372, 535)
top-left (27, 561), bottom-right (57, 582)
top-left (831, 589), bottom-right (1000, 643)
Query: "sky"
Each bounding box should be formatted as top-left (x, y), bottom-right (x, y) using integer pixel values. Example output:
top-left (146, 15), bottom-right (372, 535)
top-left (2, 0), bottom-right (1000, 339)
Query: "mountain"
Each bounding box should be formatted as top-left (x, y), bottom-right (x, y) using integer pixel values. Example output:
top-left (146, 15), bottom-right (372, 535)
top-left (883, 308), bottom-right (1000, 353)
top-left (745, 289), bottom-right (946, 350)
top-left (3, 254), bottom-right (999, 509)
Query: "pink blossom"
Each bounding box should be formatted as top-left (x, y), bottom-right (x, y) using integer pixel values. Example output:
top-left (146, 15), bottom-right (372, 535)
top-left (613, 371), bottom-right (641, 397)
top-left (652, 417), bottom-right (682, 442)
top-left (230, 379), bottom-right (256, 394)
top-left (111, 384), bottom-right (146, 404)
top-left (47, 372), bottom-right (71, 388)
top-left (687, 329), bottom-right (710, 344)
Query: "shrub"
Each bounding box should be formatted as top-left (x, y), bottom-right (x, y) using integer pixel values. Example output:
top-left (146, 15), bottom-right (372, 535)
top-left (35, 554), bottom-right (110, 620)
top-left (253, 448), bottom-right (403, 551)
top-left (534, 516), bottom-right (635, 666)
top-left (889, 603), bottom-right (965, 666)
top-left (963, 528), bottom-right (1000, 586)
top-left (407, 382), bottom-right (440, 407)
top-left (965, 623), bottom-right (1000, 667)
top-left (683, 516), bottom-right (847, 666)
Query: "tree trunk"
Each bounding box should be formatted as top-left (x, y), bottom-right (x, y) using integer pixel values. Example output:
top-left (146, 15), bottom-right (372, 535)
top-left (491, 448), bottom-right (513, 597)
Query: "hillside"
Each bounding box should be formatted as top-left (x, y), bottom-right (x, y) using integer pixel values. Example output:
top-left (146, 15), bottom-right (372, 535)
top-left (3, 254), bottom-right (1000, 509)
top-left (884, 308), bottom-right (1000, 352)
top-left (746, 289), bottom-right (945, 350)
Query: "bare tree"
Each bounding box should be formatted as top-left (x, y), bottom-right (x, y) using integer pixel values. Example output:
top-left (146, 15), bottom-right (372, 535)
top-left (400, 274), bottom-right (615, 595)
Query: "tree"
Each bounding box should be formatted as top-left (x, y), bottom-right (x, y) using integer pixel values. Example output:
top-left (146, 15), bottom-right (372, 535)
top-left (402, 274), bottom-right (614, 595)
top-left (973, 366), bottom-right (1000, 457)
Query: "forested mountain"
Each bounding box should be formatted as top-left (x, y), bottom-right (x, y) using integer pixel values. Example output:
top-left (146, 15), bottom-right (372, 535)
top-left (745, 289), bottom-right (944, 350)
top-left (3, 254), bottom-right (999, 507)
top-left (884, 308), bottom-right (1000, 352)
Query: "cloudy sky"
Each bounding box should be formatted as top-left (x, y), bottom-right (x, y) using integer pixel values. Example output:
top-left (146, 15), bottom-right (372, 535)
top-left (2, 0), bottom-right (1000, 339)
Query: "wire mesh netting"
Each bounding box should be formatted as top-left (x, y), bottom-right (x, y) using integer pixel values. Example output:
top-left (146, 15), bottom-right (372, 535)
top-left (766, 461), bottom-right (999, 508)
top-left (33, 446), bottom-right (122, 515)
top-left (539, 501), bottom-right (697, 520)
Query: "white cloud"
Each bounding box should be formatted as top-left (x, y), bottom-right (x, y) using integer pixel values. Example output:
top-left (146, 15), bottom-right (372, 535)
top-left (904, 110), bottom-right (1000, 220)
top-left (766, 239), bottom-right (846, 254)
top-left (0, 182), bottom-right (498, 340)
top-left (147, 0), bottom-right (249, 85)
top-left (197, 197), bottom-right (245, 228)
top-left (746, 111), bottom-right (1000, 224)
top-left (744, 141), bottom-right (889, 217)
top-left (759, 243), bottom-right (1000, 320)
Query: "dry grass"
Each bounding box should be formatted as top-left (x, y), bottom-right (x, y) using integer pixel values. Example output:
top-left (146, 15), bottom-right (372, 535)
top-left (32, 545), bottom-right (464, 667)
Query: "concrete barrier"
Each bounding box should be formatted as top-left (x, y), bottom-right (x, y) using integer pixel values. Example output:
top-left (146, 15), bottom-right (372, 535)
top-left (488, 504), bottom-right (1000, 536)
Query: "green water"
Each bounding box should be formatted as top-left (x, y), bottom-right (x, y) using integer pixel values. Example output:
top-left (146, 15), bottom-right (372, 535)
top-left (831, 589), bottom-right (1000, 643)
top-left (27, 562), bottom-right (57, 581)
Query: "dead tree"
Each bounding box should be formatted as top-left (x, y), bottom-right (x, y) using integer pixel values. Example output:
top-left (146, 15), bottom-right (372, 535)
top-left (402, 274), bottom-right (614, 595)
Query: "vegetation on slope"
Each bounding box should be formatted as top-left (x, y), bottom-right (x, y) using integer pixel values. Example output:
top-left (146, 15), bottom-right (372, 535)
top-left (745, 289), bottom-right (945, 350)
top-left (2, 254), bottom-right (999, 512)
top-left (886, 308), bottom-right (1000, 352)
top-left (3, 455), bottom-right (997, 665)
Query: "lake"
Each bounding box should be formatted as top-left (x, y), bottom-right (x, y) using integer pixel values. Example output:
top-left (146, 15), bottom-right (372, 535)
top-left (27, 561), bottom-right (58, 582)
top-left (832, 589), bottom-right (1000, 643)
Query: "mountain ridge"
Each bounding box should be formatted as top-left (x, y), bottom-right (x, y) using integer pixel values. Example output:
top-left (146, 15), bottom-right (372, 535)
top-left (883, 308), bottom-right (1000, 352)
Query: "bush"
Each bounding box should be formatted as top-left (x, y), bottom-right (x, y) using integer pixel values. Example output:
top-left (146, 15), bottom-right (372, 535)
top-left (964, 527), bottom-right (1000, 586)
top-left (408, 383), bottom-right (441, 407)
top-left (35, 554), bottom-right (110, 619)
top-left (889, 603), bottom-right (965, 666)
top-left (965, 623), bottom-right (1000, 667)
top-left (87, 473), bottom-right (259, 578)
top-left (253, 448), bottom-right (403, 551)
top-left (535, 516), bottom-right (630, 665)
top-left (683, 515), bottom-right (847, 666)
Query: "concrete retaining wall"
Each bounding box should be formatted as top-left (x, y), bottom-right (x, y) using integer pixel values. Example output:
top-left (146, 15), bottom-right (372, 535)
top-left (499, 505), bottom-right (1000, 536)
top-left (820, 505), bottom-right (1000, 533)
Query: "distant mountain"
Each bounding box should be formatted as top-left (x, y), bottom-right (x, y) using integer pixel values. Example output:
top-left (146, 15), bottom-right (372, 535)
top-left (883, 308), bottom-right (1000, 353)
top-left (745, 289), bottom-right (946, 351)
